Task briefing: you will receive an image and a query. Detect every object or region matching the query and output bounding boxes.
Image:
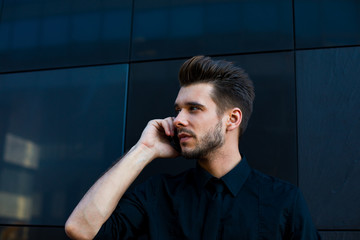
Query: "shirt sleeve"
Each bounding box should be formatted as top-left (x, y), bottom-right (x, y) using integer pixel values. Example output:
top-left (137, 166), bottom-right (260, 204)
top-left (289, 189), bottom-right (322, 240)
top-left (94, 180), bottom-right (154, 240)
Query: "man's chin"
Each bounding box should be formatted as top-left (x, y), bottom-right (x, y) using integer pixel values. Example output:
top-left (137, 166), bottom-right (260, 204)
top-left (180, 147), bottom-right (192, 159)
top-left (180, 148), bottom-right (202, 160)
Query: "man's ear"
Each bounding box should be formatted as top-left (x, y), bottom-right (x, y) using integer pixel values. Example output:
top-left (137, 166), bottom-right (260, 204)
top-left (226, 108), bottom-right (242, 131)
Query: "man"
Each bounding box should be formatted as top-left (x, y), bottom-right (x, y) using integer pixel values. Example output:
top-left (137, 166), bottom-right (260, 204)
top-left (65, 56), bottom-right (320, 239)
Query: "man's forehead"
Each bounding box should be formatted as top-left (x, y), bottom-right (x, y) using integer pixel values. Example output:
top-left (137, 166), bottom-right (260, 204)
top-left (174, 83), bottom-right (215, 106)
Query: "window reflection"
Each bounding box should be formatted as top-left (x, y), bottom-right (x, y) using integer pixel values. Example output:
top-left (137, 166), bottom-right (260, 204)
top-left (0, 192), bottom-right (32, 221)
top-left (4, 133), bottom-right (40, 170)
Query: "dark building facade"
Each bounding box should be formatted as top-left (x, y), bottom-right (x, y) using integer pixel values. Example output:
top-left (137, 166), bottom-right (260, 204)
top-left (0, 0), bottom-right (359, 239)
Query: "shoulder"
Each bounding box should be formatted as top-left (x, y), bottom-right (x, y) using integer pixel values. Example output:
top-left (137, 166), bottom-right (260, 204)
top-left (249, 168), bottom-right (300, 202)
top-left (248, 170), bottom-right (320, 238)
top-left (248, 169), bottom-right (308, 223)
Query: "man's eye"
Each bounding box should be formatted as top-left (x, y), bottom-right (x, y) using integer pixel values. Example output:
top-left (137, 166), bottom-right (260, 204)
top-left (189, 106), bottom-right (199, 111)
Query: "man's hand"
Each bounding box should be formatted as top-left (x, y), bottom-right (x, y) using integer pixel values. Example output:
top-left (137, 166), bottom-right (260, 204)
top-left (137, 117), bottom-right (180, 159)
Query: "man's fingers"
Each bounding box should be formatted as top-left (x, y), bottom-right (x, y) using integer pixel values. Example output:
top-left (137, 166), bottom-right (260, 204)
top-left (165, 117), bottom-right (175, 136)
top-left (148, 117), bottom-right (176, 138)
top-left (160, 117), bottom-right (173, 136)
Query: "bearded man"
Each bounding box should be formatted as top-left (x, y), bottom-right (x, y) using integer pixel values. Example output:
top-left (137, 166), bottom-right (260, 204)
top-left (65, 56), bottom-right (320, 240)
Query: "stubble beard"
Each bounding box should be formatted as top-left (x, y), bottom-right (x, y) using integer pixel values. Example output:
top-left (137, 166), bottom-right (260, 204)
top-left (181, 120), bottom-right (225, 160)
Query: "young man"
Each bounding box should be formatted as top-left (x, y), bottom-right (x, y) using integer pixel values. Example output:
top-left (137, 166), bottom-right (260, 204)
top-left (65, 56), bottom-right (320, 239)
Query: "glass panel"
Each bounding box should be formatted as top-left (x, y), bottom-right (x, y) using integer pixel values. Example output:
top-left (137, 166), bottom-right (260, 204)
top-left (0, 0), bottom-right (132, 72)
top-left (295, 0), bottom-right (360, 48)
top-left (297, 47), bottom-right (360, 229)
top-left (126, 52), bottom-right (296, 185)
top-left (132, 0), bottom-right (293, 60)
top-left (0, 64), bottom-right (128, 225)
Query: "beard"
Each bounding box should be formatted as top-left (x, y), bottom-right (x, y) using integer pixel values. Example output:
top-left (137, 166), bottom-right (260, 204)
top-left (180, 120), bottom-right (225, 159)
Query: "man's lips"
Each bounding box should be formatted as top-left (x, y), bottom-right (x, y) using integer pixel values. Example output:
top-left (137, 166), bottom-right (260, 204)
top-left (177, 131), bottom-right (194, 143)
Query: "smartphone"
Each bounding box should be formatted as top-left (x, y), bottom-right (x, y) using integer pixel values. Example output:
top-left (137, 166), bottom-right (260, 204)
top-left (169, 129), bottom-right (181, 153)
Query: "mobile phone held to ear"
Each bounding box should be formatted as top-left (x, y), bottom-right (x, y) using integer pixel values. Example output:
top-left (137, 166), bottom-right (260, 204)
top-left (168, 129), bottom-right (181, 153)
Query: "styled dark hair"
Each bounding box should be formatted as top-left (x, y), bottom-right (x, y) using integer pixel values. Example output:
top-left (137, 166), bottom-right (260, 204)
top-left (178, 55), bottom-right (255, 136)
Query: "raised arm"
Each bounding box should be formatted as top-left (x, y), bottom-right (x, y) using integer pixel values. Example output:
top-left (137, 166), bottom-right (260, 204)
top-left (65, 117), bottom-right (178, 240)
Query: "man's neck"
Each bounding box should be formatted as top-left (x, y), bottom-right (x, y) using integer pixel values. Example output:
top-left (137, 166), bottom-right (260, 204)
top-left (197, 145), bottom-right (242, 178)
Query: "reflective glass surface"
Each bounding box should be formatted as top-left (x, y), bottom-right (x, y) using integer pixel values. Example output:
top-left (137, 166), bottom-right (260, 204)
top-left (0, 0), bottom-right (132, 72)
top-left (0, 64), bottom-right (128, 225)
top-left (295, 0), bottom-right (360, 48)
top-left (131, 0), bottom-right (293, 60)
top-left (297, 47), bottom-right (360, 229)
top-left (126, 52), bottom-right (297, 185)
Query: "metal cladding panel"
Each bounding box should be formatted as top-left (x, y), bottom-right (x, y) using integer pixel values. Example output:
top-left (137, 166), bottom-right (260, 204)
top-left (131, 0), bottom-right (293, 60)
top-left (0, 64), bottom-right (128, 225)
top-left (0, 0), bottom-right (132, 72)
top-left (295, 0), bottom-right (360, 48)
top-left (297, 47), bottom-right (360, 229)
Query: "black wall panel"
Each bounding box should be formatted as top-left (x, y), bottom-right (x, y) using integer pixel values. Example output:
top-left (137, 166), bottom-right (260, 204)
top-left (295, 0), bottom-right (360, 49)
top-left (0, 0), bottom-right (132, 72)
top-left (297, 47), bottom-right (360, 229)
top-left (0, 64), bottom-right (128, 225)
top-left (131, 0), bottom-right (293, 61)
top-left (126, 52), bottom-right (297, 185)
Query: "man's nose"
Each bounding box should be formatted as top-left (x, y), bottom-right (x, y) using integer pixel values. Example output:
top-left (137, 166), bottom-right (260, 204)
top-left (173, 110), bottom-right (188, 128)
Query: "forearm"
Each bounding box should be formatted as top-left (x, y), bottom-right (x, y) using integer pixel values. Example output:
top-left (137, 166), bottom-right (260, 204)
top-left (65, 143), bottom-right (155, 240)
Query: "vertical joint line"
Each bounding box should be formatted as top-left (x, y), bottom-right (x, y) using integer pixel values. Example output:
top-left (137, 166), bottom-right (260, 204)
top-left (292, 0), bottom-right (299, 187)
top-left (122, 64), bottom-right (130, 155)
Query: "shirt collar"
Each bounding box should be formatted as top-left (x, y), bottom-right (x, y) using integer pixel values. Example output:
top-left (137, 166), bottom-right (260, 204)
top-left (195, 156), bottom-right (251, 197)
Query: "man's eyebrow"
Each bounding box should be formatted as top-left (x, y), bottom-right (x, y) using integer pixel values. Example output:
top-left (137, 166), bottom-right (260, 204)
top-left (174, 102), bottom-right (205, 108)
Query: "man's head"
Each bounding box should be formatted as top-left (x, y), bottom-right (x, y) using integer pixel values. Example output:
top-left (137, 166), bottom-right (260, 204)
top-left (174, 83), bottom-right (226, 159)
top-left (178, 55), bottom-right (255, 137)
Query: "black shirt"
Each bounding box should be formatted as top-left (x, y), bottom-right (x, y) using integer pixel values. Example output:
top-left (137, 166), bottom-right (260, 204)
top-left (94, 158), bottom-right (321, 239)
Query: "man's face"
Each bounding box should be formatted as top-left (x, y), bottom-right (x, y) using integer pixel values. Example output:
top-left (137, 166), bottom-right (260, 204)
top-left (174, 83), bottom-right (225, 159)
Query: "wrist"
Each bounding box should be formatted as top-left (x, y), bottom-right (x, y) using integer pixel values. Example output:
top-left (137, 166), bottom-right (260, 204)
top-left (130, 142), bottom-right (158, 165)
